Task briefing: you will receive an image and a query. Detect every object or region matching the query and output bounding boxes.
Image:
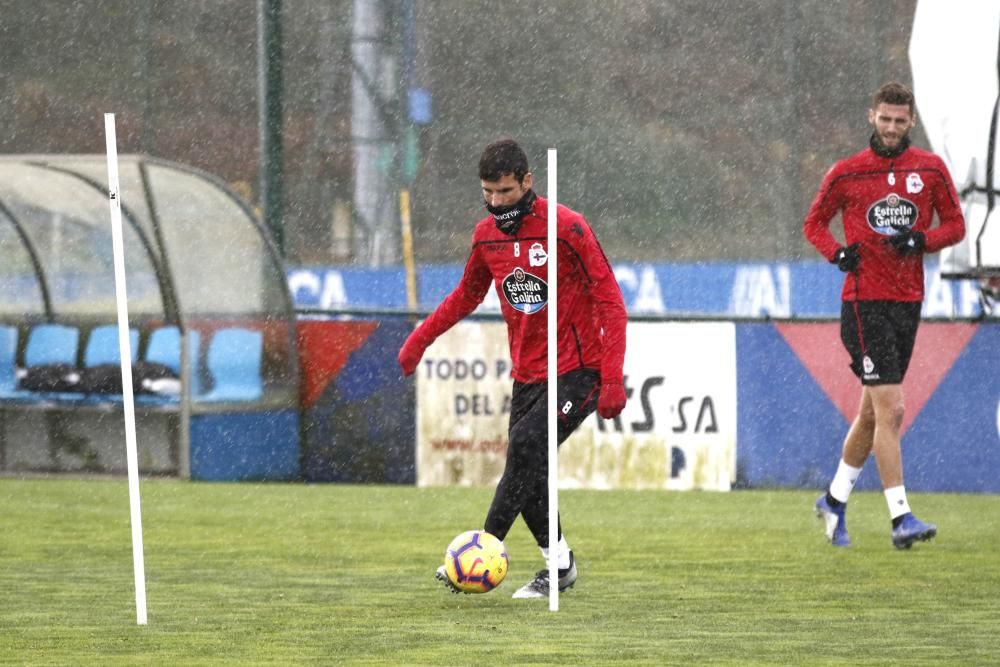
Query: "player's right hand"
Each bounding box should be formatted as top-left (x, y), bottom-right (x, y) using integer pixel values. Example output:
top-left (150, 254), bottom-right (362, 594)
top-left (398, 334), bottom-right (428, 376)
top-left (832, 243), bottom-right (860, 273)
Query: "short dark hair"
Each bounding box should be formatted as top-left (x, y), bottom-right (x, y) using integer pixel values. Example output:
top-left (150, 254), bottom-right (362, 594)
top-left (873, 82), bottom-right (915, 114)
top-left (479, 139), bottom-right (529, 182)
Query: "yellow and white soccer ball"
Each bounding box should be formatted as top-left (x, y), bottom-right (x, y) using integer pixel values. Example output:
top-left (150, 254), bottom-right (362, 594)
top-left (443, 530), bottom-right (509, 593)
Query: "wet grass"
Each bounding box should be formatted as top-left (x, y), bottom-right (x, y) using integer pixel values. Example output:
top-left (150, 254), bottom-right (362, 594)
top-left (1, 478), bottom-right (998, 665)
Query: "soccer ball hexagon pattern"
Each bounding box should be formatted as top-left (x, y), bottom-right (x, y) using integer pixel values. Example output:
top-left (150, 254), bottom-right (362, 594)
top-left (443, 530), bottom-right (509, 593)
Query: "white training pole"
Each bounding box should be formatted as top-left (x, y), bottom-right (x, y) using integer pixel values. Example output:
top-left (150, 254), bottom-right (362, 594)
top-left (546, 148), bottom-right (559, 612)
top-left (104, 113), bottom-right (148, 626)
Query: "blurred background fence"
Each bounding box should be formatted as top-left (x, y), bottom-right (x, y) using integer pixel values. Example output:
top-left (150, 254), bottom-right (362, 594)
top-left (1, 1), bottom-right (996, 487)
top-left (0, 0), bottom-right (917, 267)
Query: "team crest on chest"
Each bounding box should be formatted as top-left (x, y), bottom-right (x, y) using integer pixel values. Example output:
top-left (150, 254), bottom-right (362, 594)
top-left (528, 242), bottom-right (547, 267)
top-left (501, 267), bottom-right (548, 314)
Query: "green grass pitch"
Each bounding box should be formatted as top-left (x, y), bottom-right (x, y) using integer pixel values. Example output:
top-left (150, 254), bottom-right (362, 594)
top-left (1, 478), bottom-right (998, 665)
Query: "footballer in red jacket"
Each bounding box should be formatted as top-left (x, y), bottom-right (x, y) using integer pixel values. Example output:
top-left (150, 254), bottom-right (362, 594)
top-left (399, 139), bottom-right (627, 598)
top-left (804, 82), bottom-right (965, 551)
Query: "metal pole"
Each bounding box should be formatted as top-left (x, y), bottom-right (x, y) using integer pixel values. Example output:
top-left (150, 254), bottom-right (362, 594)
top-left (352, 0), bottom-right (401, 266)
top-left (258, 0), bottom-right (285, 255)
top-left (139, 2), bottom-right (153, 155)
top-left (546, 149), bottom-right (559, 612)
top-left (352, 0), bottom-right (383, 266)
top-left (105, 113), bottom-right (149, 626)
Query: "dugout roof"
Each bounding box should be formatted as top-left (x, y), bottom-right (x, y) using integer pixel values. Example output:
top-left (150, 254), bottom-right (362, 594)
top-left (0, 155), bottom-right (298, 408)
top-left (0, 155), bottom-right (291, 321)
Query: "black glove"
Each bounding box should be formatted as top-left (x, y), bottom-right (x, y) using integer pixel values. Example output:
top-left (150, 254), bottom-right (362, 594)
top-left (832, 243), bottom-right (860, 273)
top-left (889, 230), bottom-right (926, 256)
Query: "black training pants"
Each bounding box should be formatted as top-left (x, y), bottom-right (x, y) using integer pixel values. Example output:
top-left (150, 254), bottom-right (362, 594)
top-left (483, 368), bottom-right (601, 548)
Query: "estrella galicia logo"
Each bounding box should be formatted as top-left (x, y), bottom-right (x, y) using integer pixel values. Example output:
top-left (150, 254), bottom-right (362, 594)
top-left (501, 267), bottom-right (548, 314)
top-left (867, 193), bottom-right (918, 235)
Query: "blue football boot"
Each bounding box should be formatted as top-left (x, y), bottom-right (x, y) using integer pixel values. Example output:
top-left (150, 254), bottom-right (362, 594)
top-left (815, 494), bottom-right (851, 547)
top-left (891, 513), bottom-right (937, 549)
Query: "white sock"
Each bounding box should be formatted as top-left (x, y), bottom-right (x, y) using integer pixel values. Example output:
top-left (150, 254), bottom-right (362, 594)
top-left (540, 536), bottom-right (571, 570)
top-left (829, 460), bottom-right (863, 504)
top-left (884, 485), bottom-right (911, 520)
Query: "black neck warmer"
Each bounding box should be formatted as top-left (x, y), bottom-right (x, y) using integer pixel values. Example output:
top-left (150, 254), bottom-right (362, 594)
top-left (487, 189), bottom-right (536, 236)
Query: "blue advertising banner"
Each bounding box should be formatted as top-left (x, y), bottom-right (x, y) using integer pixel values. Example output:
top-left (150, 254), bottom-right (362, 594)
top-left (297, 318), bottom-right (415, 483)
top-left (736, 322), bottom-right (1000, 492)
top-left (288, 260), bottom-right (991, 318)
top-left (312, 317), bottom-right (998, 492)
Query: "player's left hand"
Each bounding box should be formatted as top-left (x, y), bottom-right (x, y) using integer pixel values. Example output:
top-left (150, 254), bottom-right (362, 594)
top-left (597, 382), bottom-right (626, 419)
top-left (889, 230), bottom-right (926, 256)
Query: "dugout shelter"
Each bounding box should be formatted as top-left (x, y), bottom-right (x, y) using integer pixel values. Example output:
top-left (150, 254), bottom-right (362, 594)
top-left (0, 155), bottom-right (300, 480)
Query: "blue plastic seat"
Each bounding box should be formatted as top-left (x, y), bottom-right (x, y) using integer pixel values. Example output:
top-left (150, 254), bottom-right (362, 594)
top-left (199, 327), bottom-right (263, 402)
top-left (2, 323), bottom-right (82, 401)
top-left (25, 323), bottom-right (79, 366)
top-left (0, 325), bottom-right (18, 395)
top-left (138, 325), bottom-right (202, 399)
top-left (84, 325), bottom-right (139, 367)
